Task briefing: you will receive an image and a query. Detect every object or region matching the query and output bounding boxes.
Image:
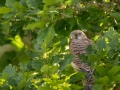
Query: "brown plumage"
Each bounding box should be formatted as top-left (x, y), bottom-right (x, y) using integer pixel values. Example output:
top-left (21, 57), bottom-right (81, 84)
top-left (69, 30), bottom-right (94, 90)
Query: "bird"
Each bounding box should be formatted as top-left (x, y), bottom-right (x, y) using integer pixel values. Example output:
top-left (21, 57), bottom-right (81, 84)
top-left (69, 30), bottom-right (94, 90)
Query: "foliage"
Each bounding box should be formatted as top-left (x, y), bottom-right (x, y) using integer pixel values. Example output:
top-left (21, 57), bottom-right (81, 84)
top-left (0, 0), bottom-right (120, 90)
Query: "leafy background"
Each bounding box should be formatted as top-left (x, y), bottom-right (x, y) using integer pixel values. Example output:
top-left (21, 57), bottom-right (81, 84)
top-left (0, 0), bottom-right (120, 90)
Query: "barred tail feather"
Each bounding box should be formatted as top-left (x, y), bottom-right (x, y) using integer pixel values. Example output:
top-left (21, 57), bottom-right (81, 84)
top-left (86, 85), bottom-right (92, 90)
top-left (80, 67), bottom-right (94, 90)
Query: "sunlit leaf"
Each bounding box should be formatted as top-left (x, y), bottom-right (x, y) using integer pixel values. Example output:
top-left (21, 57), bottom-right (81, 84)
top-left (37, 86), bottom-right (52, 90)
top-left (50, 65), bottom-right (59, 74)
top-left (0, 7), bottom-right (11, 14)
top-left (43, 0), bottom-right (61, 5)
top-left (41, 64), bottom-right (49, 74)
top-left (10, 35), bottom-right (24, 51)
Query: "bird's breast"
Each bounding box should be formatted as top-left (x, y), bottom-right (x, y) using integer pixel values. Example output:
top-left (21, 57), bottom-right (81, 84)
top-left (69, 39), bottom-right (87, 55)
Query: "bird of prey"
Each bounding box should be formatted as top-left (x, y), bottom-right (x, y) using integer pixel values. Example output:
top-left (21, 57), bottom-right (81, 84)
top-left (69, 30), bottom-right (94, 90)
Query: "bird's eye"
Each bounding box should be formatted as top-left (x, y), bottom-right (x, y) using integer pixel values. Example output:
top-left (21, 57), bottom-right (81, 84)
top-left (75, 34), bottom-right (78, 37)
top-left (75, 34), bottom-right (77, 39)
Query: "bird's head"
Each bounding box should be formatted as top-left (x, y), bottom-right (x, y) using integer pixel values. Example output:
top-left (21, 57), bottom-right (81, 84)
top-left (70, 30), bottom-right (87, 40)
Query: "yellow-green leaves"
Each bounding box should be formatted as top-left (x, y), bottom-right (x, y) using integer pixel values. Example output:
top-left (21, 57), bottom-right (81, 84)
top-left (41, 64), bottom-right (59, 75)
top-left (0, 0), bottom-right (120, 90)
top-left (37, 86), bottom-right (53, 90)
top-left (43, 0), bottom-right (61, 5)
top-left (10, 35), bottom-right (24, 51)
top-left (0, 7), bottom-right (11, 14)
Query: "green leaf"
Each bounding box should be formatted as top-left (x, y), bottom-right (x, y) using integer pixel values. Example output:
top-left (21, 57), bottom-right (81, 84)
top-left (41, 64), bottom-right (58, 75)
top-left (0, 7), bottom-right (11, 14)
top-left (96, 76), bottom-right (109, 84)
top-left (108, 35), bottom-right (119, 47)
top-left (5, 0), bottom-right (15, 8)
top-left (108, 66), bottom-right (120, 76)
top-left (26, 0), bottom-right (42, 8)
top-left (104, 27), bottom-right (116, 40)
top-left (7, 76), bottom-right (17, 86)
top-left (41, 26), bottom-right (55, 53)
top-left (25, 20), bottom-right (46, 30)
top-left (87, 54), bottom-right (97, 62)
top-left (31, 61), bottom-right (42, 71)
top-left (19, 63), bottom-right (27, 72)
top-left (59, 54), bottom-right (73, 72)
top-left (50, 65), bottom-right (59, 74)
top-left (113, 57), bottom-right (119, 66)
top-left (2, 64), bottom-right (16, 77)
top-left (37, 86), bottom-right (52, 90)
top-left (43, 0), bottom-right (61, 5)
top-left (93, 84), bottom-right (103, 90)
top-left (86, 45), bottom-right (94, 54)
top-left (15, 50), bottom-right (30, 63)
top-left (13, 1), bottom-right (20, 11)
top-left (110, 11), bottom-right (120, 21)
top-left (70, 72), bottom-right (85, 83)
top-left (70, 84), bottom-right (83, 90)
top-left (104, 0), bottom-right (110, 2)
top-left (97, 50), bottom-right (106, 61)
top-left (1, 21), bottom-right (10, 35)
top-left (10, 35), bottom-right (24, 51)
top-left (41, 64), bottom-right (49, 74)
top-left (114, 74), bottom-right (120, 82)
top-left (78, 20), bottom-right (92, 30)
top-left (36, 28), bottom-right (48, 45)
top-left (96, 36), bottom-right (106, 51)
top-left (18, 79), bottom-right (26, 90)
top-left (96, 66), bottom-right (108, 76)
top-left (19, 0), bottom-right (27, 7)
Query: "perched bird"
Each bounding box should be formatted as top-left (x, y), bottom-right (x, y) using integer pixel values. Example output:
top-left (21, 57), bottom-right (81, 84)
top-left (69, 30), bottom-right (94, 90)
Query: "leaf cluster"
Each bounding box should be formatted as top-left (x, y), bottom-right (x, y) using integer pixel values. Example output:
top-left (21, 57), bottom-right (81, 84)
top-left (0, 0), bottom-right (120, 90)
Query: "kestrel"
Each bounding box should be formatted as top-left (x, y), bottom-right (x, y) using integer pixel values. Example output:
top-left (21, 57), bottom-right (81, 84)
top-left (69, 30), bottom-right (94, 90)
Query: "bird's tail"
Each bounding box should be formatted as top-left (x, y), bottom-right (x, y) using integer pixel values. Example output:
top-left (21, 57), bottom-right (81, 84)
top-left (82, 79), bottom-right (93, 90)
top-left (80, 64), bottom-right (94, 90)
top-left (86, 85), bottom-right (92, 90)
top-left (85, 69), bottom-right (94, 90)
